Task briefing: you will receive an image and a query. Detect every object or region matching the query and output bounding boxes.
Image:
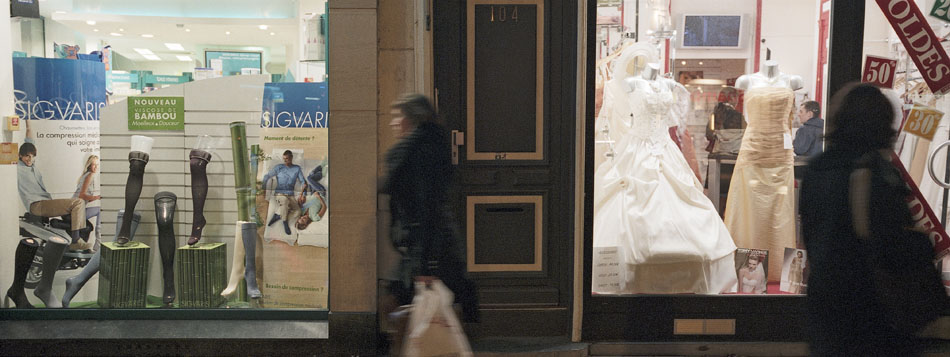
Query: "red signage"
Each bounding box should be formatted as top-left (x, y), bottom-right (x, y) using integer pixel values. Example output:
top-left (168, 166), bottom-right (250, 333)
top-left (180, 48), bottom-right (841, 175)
top-left (890, 151), bottom-right (950, 260)
top-left (876, 0), bottom-right (950, 94)
top-left (862, 55), bottom-right (898, 88)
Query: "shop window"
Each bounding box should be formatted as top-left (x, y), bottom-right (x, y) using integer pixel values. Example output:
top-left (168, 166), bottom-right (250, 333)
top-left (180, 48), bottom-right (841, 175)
top-left (3, 0), bottom-right (331, 311)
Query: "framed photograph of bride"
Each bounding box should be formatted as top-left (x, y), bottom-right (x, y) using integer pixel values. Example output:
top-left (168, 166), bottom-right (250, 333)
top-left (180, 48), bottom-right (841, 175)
top-left (780, 248), bottom-right (807, 294)
top-left (735, 248), bottom-right (768, 294)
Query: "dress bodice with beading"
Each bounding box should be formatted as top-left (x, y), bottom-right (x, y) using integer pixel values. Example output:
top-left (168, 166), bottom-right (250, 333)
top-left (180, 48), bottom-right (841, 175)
top-left (626, 79), bottom-right (675, 141)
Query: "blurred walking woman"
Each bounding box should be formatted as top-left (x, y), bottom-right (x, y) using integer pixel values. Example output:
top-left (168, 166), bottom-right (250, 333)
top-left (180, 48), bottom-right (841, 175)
top-left (380, 93), bottom-right (479, 323)
top-left (800, 83), bottom-right (945, 356)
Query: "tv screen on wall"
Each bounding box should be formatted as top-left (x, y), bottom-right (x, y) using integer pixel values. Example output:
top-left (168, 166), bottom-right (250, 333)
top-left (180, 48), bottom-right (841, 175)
top-left (681, 15), bottom-right (743, 48)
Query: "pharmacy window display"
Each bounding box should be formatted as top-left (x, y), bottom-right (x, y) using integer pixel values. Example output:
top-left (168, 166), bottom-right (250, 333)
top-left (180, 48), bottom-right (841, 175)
top-left (2, 1), bottom-right (331, 310)
top-left (591, 0), bottom-right (950, 296)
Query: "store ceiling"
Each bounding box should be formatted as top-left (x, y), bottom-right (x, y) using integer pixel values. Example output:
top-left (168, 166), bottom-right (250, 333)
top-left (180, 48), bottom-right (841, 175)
top-left (51, 12), bottom-right (297, 63)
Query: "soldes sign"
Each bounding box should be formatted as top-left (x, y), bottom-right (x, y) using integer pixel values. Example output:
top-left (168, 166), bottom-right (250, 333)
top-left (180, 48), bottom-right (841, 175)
top-left (876, 0), bottom-right (950, 94)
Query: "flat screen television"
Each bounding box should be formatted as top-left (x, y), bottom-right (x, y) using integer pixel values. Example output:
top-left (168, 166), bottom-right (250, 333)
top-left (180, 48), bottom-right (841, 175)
top-left (680, 14), bottom-right (745, 49)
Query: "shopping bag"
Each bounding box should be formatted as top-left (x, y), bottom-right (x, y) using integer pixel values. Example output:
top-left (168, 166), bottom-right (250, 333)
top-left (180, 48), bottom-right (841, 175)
top-left (402, 280), bottom-right (472, 357)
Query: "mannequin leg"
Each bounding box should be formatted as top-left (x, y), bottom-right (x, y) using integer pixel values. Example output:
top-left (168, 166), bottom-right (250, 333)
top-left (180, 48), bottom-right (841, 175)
top-left (32, 237), bottom-right (69, 308)
top-left (188, 150), bottom-right (211, 245)
top-left (220, 222), bottom-right (246, 297)
top-left (3, 238), bottom-right (40, 308)
top-left (117, 152), bottom-right (149, 245)
top-left (62, 210), bottom-right (141, 307)
top-left (241, 221), bottom-right (261, 299)
top-left (154, 192), bottom-right (178, 305)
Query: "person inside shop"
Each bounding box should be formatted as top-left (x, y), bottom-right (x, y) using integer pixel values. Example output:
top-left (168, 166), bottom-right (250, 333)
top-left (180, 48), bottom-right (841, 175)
top-left (793, 100), bottom-right (824, 158)
top-left (263, 150), bottom-right (308, 235)
top-left (800, 83), bottom-right (947, 356)
top-left (705, 86), bottom-right (745, 154)
top-left (378, 93), bottom-right (479, 351)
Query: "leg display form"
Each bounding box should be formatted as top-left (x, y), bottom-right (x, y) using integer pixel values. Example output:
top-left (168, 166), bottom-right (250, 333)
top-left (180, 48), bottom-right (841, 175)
top-left (117, 136), bottom-right (153, 245)
top-left (31, 237), bottom-right (69, 308)
top-left (154, 192), bottom-right (178, 305)
top-left (62, 210), bottom-right (141, 307)
top-left (188, 150), bottom-right (211, 245)
top-left (220, 222), bottom-right (246, 297)
top-left (241, 221), bottom-right (261, 299)
top-left (3, 239), bottom-right (40, 308)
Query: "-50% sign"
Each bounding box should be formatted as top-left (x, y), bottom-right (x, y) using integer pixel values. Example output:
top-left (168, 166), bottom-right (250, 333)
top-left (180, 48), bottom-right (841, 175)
top-left (862, 55), bottom-right (898, 88)
top-left (904, 105), bottom-right (945, 140)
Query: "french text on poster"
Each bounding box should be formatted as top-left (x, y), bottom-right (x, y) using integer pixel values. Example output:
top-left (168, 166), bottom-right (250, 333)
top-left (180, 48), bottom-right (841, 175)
top-left (127, 96), bottom-right (184, 131)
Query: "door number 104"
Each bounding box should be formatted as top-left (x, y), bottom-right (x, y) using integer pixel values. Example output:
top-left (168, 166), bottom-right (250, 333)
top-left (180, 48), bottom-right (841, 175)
top-left (490, 5), bottom-right (520, 22)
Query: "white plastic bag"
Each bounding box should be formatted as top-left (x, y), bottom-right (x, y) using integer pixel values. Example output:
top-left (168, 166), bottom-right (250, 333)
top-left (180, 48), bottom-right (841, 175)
top-left (402, 280), bottom-right (473, 357)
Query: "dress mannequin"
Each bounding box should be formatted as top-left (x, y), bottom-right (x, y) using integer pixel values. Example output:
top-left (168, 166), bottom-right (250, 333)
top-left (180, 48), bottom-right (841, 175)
top-left (593, 61), bottom-right (738, 294)
top-left (725, 60), bottom-right (800, 282)
top-left (735, 61), bottom-right (803, 91)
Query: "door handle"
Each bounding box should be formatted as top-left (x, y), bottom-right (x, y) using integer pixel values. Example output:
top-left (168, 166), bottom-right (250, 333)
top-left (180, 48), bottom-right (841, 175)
top-left (451, 130), bottom-right (464, 165)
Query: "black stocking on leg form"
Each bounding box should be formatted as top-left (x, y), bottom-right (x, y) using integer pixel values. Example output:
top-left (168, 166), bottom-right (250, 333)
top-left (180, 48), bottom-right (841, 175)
top-left (154, 192), bottom-right (178, 305)
top-left (117, 152), bottom-right (149, 245)
top-left (3, 239), bottom-right (40, 308)
top-left (188, 150), bottom-right (211, 245)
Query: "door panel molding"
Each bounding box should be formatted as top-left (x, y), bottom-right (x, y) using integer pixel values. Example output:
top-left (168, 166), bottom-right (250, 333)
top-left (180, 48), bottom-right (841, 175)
top-left (466, 195), bottom-right (543, 272)
top-left (466, 0), bottom-right (545, 161)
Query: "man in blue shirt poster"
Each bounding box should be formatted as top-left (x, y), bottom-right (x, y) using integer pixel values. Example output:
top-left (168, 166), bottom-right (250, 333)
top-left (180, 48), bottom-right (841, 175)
top-left (262, 150), bottom-right (307, 235)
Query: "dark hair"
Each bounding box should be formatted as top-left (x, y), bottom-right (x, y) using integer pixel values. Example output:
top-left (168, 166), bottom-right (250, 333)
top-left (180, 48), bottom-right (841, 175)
top-left (825, 82), bottom-right (896, 150)
top-left (802, 100), bottom-right (821, 117)
top-left (391, 93), bottom-right (437, 125)
top-left (283, 150), bottom-right (293, 157)
top-left (19, 142), bottom-right (36, 157)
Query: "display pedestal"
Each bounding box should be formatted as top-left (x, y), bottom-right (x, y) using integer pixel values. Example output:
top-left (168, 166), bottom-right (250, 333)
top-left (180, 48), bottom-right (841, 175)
top-left (175, 243), bottom-right (227, 307)
top-left (97, 242), bottom-right (150, 308)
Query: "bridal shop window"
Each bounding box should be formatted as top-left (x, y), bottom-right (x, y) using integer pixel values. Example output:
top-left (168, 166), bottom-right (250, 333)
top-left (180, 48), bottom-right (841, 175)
top-left (592, 0), bottom-right (826, 296)
top-left (3, 1), bottom-right (331, 311)
top-left (593, 0), bottom-right (950, 298)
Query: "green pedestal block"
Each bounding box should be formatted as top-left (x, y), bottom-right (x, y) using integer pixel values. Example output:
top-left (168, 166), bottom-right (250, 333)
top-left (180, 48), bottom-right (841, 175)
top-left (98, 242), bottom-right (151, 308)
top-left (175, 243), bottom-right (227, 308)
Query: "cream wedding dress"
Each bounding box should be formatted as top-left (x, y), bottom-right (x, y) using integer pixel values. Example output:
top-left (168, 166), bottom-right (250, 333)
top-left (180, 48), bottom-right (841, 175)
top-left (593, 77), bottom-right (738, 294)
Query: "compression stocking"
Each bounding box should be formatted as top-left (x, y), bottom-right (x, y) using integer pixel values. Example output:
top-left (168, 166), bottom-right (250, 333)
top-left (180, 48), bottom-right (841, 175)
top-left (117, 152), bottom-right (149, 245)
top-left (33, 237), bottom-right (69, 308)
top-left (154, 192), bottom-right (178, 305)
top-left (3, 239), bottom-right (40, 308)
top-left (241, 221), bottom-right (261, 299)
top-left (188, 150), bottom-right (211, 245)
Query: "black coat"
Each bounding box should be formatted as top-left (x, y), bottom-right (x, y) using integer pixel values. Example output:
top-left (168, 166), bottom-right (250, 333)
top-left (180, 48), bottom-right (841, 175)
top-left (381, 122), bottom-right (477, 321)
top-left (799, 147), bottom-right (920, 355)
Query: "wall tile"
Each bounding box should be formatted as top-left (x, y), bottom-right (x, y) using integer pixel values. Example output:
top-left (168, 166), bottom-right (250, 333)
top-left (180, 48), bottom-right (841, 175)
top-left (328, 110), bottom-right (377, 214)
top-left (378, 0), bottom-right (414, 50)
top-left (329, 9), bottom-right (377, 111)
top-left (329, 211), bottom-right (377, 311)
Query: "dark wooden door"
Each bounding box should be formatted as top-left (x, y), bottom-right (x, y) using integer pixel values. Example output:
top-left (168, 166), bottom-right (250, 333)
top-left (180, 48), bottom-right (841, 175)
top-left (434, 0), bottom-right (577, 338)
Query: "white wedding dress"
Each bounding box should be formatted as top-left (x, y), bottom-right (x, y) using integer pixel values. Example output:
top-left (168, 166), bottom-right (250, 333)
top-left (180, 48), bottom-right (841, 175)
top-left (593, 77), bottom-right (738, 294)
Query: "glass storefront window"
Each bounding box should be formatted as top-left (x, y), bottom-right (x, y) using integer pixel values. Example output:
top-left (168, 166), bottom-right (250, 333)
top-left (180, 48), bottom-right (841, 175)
top-left (2, 0), bottom-right (331, 310)
top-left (592, 0), bottom-right (950, 298)
top-left (593, 0), bottom-right (826, 296)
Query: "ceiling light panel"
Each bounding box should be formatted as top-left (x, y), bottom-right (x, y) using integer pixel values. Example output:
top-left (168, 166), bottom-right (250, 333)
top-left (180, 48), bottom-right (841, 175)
top-left (143, 54), bottom-right (161, 61)
top-left (165, 43), bottom-right (186, 51)
top-left (176, 55), bottom-right (193, 62)
top-left (134, 48), bottom-right (155, 55)
top-left (141, 34), bottom-right (154, 38)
